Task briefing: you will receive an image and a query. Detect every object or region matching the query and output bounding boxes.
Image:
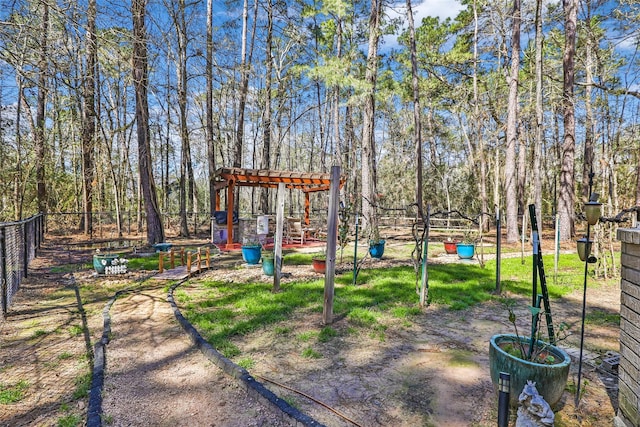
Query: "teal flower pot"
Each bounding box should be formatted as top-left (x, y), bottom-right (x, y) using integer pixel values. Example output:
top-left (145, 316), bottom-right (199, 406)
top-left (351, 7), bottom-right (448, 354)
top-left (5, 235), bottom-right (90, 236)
top-left (262, 254), bottom-right (275, 276)
top-left (456, 243), bottom-right (475, 259)
top-left (369, 240), bottom-right (385, 259)
top-left (489, 334), bottom-right (571, 408)
top-left (241, 245), bottom-right (262, 265)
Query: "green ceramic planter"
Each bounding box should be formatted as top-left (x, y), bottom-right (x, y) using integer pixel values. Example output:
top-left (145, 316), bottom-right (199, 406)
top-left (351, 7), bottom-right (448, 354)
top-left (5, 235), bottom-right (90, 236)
top-left (489, 334), bottom-right (571, 408)
top-left (93, 254), bottom-right (119, 274)
top-left (262, 254), bottom-right (275, 276)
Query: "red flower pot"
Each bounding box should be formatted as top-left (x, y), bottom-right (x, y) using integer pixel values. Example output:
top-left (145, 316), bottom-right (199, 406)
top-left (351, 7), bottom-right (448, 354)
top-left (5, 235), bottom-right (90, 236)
top-left (443, 240), bottom-right (459, 254)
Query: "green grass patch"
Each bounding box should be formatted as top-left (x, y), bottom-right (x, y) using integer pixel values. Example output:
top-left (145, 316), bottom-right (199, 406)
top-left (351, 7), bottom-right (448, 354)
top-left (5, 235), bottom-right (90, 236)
top-left (181, 254), bottom-right (611, 360)
top-left (32, 329), bottom-right (48, 338)
top-left (318, 326), bottom-right (338, 343)
top-left (301, 347), bottom-right (322, 359)
top-left (297, 331), bottom-right (318, 342)
top-left (50, 264), bottom-right (83, 274)
top-left (58, 352), bottom-right (74, 360)
top-left (126, 255), bottom-right (160, 271)
top-left (69, 325), bottom-right (84, 337)
top-left (237, 357), bottom-right (256, 369)
top-left (0, 380), bottom-right (29, 404)
top-left (57, 413), bottom-right (82, 427)
top-left (585, 309), bottom-right (620, 326)
top-left (447, 349), bottom-right (478, 367)
top-left (274, 326), bottom-right (292, 335)
top-left (72, 373), bottom-right (91, 399)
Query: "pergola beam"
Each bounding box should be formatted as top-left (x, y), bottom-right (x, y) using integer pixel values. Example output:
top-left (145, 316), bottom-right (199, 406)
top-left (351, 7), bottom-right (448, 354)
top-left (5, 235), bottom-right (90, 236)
top-left (213, 167), bottom-right (344, 248)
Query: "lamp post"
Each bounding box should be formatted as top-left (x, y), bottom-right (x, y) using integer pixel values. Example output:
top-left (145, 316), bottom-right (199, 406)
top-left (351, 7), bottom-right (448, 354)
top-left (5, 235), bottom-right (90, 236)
top-left (575, 171), bottom-right (601, 406)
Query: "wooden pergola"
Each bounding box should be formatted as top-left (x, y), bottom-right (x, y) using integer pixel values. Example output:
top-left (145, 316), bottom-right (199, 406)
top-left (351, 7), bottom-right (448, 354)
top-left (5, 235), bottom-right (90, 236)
top-left (213, 167), bottom-right (343, 248)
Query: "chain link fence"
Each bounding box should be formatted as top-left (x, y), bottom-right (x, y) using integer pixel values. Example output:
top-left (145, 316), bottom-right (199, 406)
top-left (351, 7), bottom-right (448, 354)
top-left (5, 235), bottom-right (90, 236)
top-left (1, 214), bottom-right (45, 318)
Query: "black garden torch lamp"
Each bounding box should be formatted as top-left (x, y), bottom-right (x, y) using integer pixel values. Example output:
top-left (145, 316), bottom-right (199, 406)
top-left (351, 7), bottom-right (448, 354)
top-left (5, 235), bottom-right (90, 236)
top-left (575, 171), bottom-right (601, 406)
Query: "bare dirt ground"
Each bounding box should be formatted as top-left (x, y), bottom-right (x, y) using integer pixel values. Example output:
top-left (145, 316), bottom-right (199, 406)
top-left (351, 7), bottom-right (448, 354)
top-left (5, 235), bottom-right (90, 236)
top-left (0, 234), bottom-right (621, 426)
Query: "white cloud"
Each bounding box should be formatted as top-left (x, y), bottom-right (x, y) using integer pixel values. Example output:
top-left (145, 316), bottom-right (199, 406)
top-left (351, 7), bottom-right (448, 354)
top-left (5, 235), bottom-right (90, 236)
top-left (411, 0), bottom-right (466, 22)
top-left (383, 0), bottom-right (466, 49)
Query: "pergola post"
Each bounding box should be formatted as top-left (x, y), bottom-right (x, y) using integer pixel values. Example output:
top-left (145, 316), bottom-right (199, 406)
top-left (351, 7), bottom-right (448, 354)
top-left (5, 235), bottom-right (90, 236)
top-left (304, 192), bottom-right (311, 226)
top-left (226, 180), bottom-right (235, 248)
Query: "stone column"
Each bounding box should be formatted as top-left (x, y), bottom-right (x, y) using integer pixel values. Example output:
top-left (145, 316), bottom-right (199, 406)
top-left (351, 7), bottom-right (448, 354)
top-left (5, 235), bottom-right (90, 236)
top-left (615, 228), bottom-right (640, 427)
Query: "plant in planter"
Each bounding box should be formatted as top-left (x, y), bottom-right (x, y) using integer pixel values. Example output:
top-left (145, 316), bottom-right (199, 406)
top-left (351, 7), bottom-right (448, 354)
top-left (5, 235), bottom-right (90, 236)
top-left (489, 300), bottom-right (571, 408)
top-left (443, 237), bottom-right (459, 255)
top-left (241, 237), bottom-right (262, 265)
top-left (456, 229), bottom-right (477, 259)
top-left (368, 226), bottom-right (386, 259)
top-left (311, 251), bottom-right (326, 274)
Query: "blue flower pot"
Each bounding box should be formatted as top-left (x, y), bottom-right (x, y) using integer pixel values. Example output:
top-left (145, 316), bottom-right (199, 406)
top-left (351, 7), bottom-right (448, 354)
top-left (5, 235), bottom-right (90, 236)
top-left (456, 243), bottom-right (475, 259)
top-left (241, 245), bottom-right (262, 265)
top-left (369, 240), bottom-right (385, 259)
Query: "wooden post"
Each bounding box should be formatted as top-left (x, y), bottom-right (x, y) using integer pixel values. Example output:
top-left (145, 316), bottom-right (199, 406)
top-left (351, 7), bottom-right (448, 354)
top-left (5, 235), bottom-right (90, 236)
top-left (323, 165), bottom-right (340, 325)
top-left (273, 183), bottom-right (285, 292)
top-left (197, 248), bottom-right (202, 271)
top-left (180, 248), bottom-right (185, 265)
top-left (170, 249), bottom-right (175, 269)
top-left (186, 251), bottom-right (192, 273)
top-left (206, 248), bottom-right (210, 269)
top-left (226, 180), bottom-right (235, 248)
top-left (419, 205), bottom-right (430, 307)
top-left (159, 252), bottom-right (164, 273)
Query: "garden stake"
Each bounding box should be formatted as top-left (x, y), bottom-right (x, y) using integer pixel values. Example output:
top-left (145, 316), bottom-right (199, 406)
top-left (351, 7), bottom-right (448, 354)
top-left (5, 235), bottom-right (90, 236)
top-left (352, 213), bottom-right (359, 286)
top-left (576, 171), bottom-right (598, 406)
top-left (495, 207), bottom-right (501, 293)
top-left (528, 295), bottom-right (543, 360)
top-left (529, 204), bottom-right (555, 344)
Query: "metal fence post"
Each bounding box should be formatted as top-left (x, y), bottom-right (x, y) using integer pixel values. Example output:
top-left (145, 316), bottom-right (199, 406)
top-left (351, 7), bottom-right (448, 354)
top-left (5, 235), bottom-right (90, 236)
top-left (23, 223), bottom-right (28, 278)
top-left (1, 227), bottom-right (7, 317)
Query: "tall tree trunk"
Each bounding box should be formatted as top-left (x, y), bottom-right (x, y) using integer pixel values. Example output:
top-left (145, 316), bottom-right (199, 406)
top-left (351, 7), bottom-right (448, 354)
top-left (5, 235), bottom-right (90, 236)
top-left (361, 0), bottom-right (381, 240)
top-left (533, 0), bottom-right (544, 228)
top-left (133, 0), bottom-right (165, 245)
top-left (583, 5), bottom-right (595, 199)
top-left (206, 0), bottom-right (216, 217)
top-left (14, 71), bottom-right (24, 219)
top-left (260, 0), bottom-right (273, 213)
top-left (333, 18), bottom-right (343, 167)
top-left (82, 0), bottom-right (97, 236)
top-left (236, 0), bottom-right (250, 169)
top-left (505, 0), bottom-right (521, 243)
top-left (558, 0), bottom-right (577, 241)
top-left (35, 1), bottom-right (49, 215)
top-left (174, 0), bottom-right (191, 237)
top-left (406, 0), bottom-right (423, 222)
top-left (473, 0), bottom-right (489, 232)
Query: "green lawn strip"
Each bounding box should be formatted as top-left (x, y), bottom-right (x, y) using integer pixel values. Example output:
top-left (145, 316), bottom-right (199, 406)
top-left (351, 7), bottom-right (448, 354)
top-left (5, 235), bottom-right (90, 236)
top-left (181, 253), bottom-right (611, 342)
